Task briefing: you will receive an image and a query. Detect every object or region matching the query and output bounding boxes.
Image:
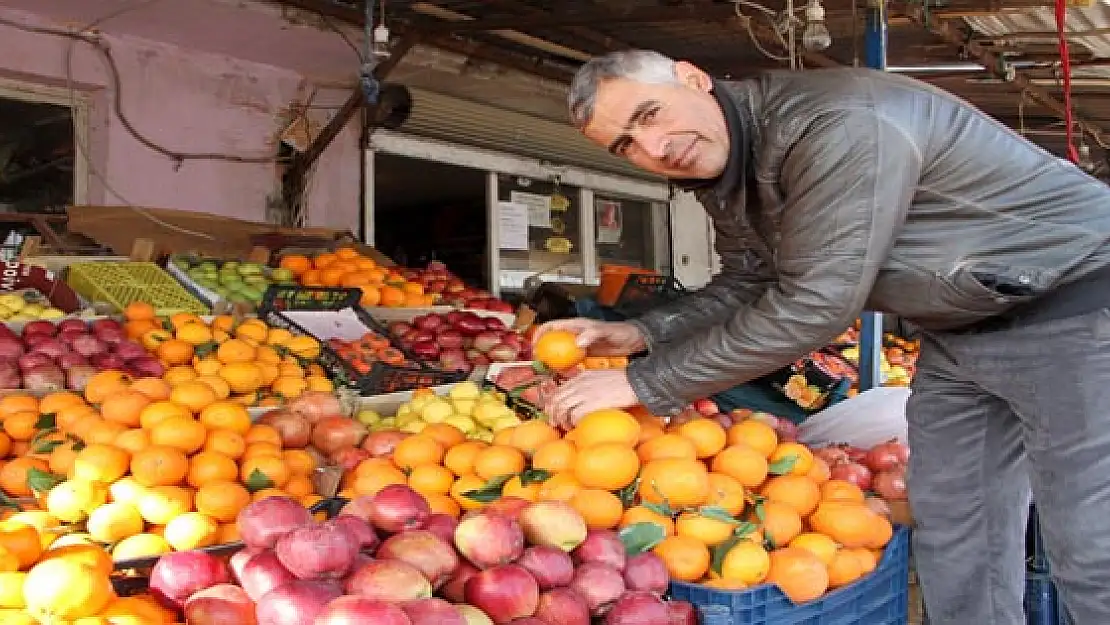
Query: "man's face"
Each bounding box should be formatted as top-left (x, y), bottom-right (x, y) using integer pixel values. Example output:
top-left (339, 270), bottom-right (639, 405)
top-left (581, 62), bottom-right (730, 180)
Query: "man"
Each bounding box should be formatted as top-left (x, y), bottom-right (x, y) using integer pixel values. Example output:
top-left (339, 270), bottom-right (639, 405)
top-left (537, 49), bottom-right (1110, 623)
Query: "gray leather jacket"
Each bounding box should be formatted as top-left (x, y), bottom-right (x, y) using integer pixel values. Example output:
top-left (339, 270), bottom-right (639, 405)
top-left (627, 68), bottom-right (1110, 415)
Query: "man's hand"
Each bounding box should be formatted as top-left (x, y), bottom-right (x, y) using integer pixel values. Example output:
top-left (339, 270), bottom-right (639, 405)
top-left (532, 319), bottom-right (647, 357)
top-left (544, 369), bottom-right (640, 428)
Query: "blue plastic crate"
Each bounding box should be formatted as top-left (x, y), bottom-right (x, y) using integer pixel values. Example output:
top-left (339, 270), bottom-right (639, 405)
top-left (668, 526), bottom-right (911, 625)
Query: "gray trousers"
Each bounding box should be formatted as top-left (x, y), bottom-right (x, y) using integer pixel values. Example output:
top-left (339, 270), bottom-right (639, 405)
top-left (908, 308), bottom-right (1110, 624)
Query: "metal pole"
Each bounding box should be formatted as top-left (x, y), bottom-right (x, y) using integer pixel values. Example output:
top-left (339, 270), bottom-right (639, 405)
top-left (858, 0), bottom-right (887, 392)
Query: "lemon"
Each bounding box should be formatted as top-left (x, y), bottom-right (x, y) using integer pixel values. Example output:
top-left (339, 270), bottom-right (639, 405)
top-left (163, 512), bottom-right (217, 551)
top-left (451, 399), bottom-right (477, 416)
top-left (421, 399), bottom-right (454, 424)
top-left (112, 533), bottom-right (171, 561)
top-left (0, 572), bottom-right (26, 608)
top-left (492, 415), bottom-right (523, 432)
top-left (47, 532), bottom-right (95, 550)
top-left (448, 381), bottom-right (481, 401)
top-left (108, 477), bottom-right (147, 507)
top-left (6, 511), bottom-right (61, 550)
top-left (0, 608), bottom-right (36, 624)
top-left (87, 502), bottom-right (144, 543)
top-left (445, 415), bottom-right (477, 434)
top-left (400, 420), bottom-right (427, 434)
top-left (46, 479), bottom-right (108, 523)
top-left (23, 559), bottom-right (111, 620)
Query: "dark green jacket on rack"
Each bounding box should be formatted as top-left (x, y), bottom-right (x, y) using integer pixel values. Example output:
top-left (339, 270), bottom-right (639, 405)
top-left (626, 68), bottom-right (1110, 415)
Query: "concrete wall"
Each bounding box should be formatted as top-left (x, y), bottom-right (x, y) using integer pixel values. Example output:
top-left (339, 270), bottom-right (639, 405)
top-left (0, 8), bottom-right (361, 233)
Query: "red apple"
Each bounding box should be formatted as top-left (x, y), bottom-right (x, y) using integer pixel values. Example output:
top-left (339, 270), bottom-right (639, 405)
top-left (605, 591), bottom-right (670, 624)
top-left (454, 513), bottom-right (524, 569)
top-left (274, 522), bottom-right (359, 580)
top-left (421, 513), bottom-right (458, 545)
top-left (329, 515), bottom-right (380, 552)
top-left (665, 600), bottom-right (698, 625)
top-left (255, 580), bottom-right (342, 625)
top-left (442, 562), bottom-right (479, 604)
top-left (238, 496), bottom-right (313, 549)
top-left (344, 559), bottom-right (433, 603)
top-left (376, 530), bottom-right (459, 588)
top-left (183, 584), bottom-right (255, 625)
top-left (623, 552), bottom-right (670, 594)
top-left (237, 550), bottom-right (297, 603)
top-left (149, 550), bottom-right (230, 610)
top-left (314, 596), bottom-right (412, 625)
top-left (370, 485), bottom-right (431, 533)
top-left (517, 546), bottom-right (574, 590)
top-left (230, 547), bottom-right (262, 581)
top-left (534, 588), bottom-right (590, 625)
top-left (457, 604), bottom-right (495, 625)
top-left (569, 563), bottom-right (625, 616)
top-left (692, 398), bottom-right (719, 416)
top-left (464, 564), bottom-right (540, 624)
top-left (518, 501), bottom-right (587, 552)
top-left (402, 598), bottom-right (466, 625)
top-left (571, 529), bottom-right (627, 571)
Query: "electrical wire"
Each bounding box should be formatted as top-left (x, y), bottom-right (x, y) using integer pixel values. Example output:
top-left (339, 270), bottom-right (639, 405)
top-left (1054, 0), bottom-right (1080, 163)
top-left (734, 2), bottom-right (794, 62)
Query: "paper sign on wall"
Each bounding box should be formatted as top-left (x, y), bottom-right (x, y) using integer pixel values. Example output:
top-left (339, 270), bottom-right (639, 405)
top-left (510, 191), bottom-right (552, 228)
top-left (595, 199), bottom-right (623, 244)
top-left (498, 202), bottom-right (530, 251)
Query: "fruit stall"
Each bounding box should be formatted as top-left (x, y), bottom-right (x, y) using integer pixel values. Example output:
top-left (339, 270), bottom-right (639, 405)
top-left (0, 232), bottom-right (919, 625)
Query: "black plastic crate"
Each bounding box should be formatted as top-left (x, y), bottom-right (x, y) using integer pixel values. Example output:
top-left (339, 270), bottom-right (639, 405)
top-left (259, 286), bottom-right (467, 395)
top-left (613, 273), bottom-right (685, 318)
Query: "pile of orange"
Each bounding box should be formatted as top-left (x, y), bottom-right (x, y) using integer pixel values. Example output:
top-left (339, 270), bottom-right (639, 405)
top-left (278, 248), bottom-right (436, 309)
top-left (122, 305), bottom-right (333, 406)
top-left (0, 383), bottom-right (326, 566)
top-left (353, 393), bottom-right (895, 605)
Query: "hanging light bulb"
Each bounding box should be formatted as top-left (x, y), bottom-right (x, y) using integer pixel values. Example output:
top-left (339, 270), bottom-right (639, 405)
top-left (802, 0), bottom-right (832, 52)
top-left (1077, 143), bottom-right (1096, 172)
top-left (372, 22), bottom-right (391, 60)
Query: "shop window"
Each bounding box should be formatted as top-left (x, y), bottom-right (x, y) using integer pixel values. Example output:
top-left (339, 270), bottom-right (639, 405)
top-left (0, 97), bottom-right (75, 215)
top-left (594, 193), bottom-right (672, 274)
top-left (496, 174), bottom-right (583, 290)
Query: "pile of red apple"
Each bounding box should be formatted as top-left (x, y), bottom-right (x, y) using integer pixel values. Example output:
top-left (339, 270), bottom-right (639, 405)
top-left (151, 486), bottom-right (697, 625)
top-left (813, 440), bottom-right (910, 504)
top-left (398, 262), bottom-right (514, 314)
top-left (0, 319), bottom-right (163, 392)
top-left (389, 313), bottom-right (529, 375)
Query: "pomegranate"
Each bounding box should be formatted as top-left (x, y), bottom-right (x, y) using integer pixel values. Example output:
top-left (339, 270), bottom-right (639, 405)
top-left (829, 461), bottom-right (872, 491)
top-left (258, 410), bottom-right (311, 448)
top-left (865, 440), bottom-right (910, 473)
top-left (872, 466), bottom-right (908, 501)
top-left (311, 416), bottom-right (368, 455)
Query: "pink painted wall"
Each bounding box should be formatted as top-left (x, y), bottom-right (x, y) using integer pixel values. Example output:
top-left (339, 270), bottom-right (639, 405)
top-left (0, 8), bottom-right (361, 234)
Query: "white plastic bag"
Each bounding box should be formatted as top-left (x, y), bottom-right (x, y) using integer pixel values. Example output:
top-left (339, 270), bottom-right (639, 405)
top-left (797, 387), bottom-right (910, 449)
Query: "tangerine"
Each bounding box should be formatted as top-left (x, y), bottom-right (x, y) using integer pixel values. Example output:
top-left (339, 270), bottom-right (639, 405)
top-left (710, 445), bottom-right (770, 488)
top-left (788, 532), bottom-right (839, 566)
top-left (71, 444), bottom-right (130, 484)
top-left (827, 549), bottom-right (866, 588)
top-left (198, 401), bottom-right (252, 434)
top-left (706, 473), bottom-right (747, 516)
top-left (442, 441), bottom-right (486, 476)
top-left (638, 458), bottom-right (711, 508)
top-left (676, 418), bottom-right (728, 459)
top-left (721, 540), bottom-right (771, 585)
top-left (727, 419), bottom-right (779, 458)
top-left (169, 382), bottom-right (218, 414)
top-left (392, 435), bottom-right (446, 471)
top-left (769, 442), bottom-right (815, 476)
top-left (569, 489), bottom-right (624, 529)
top-left (761, 475), bottom-right (822, 517)
top-left (652, 535), bottom-right (710, 582)
top-left (637, 433), bottom-right (698, 463)
top-left (186, 452), bottom-right (239, 488)
top-left (675, 512), bottom-right (738, 547)
top-left (129, 446), bottom-right (189, 487)
top-left (100, 390), bottom-right (152, 428)
top-left (473, 445), bottom-right (526, 481)
top-left (194, 481), bottom-right (251, 523)
top-left (150, 416), bottom-right (207, 454)
top-left (620, 506), bottom-right (675, 537)
top-left (765, 547), bottom-right (830, 604)
top-left (531, 440), bottom-right (577, 473)
top-left (573, 443), bottom-right (639, 491)
top-left (533, 330), bottom-right (585, 371)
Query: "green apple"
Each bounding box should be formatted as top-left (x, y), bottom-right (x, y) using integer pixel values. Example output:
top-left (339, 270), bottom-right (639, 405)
top-left (271, 268), bottom-right (295, 282)
top-left (356, 409), bottom-right (382, 426)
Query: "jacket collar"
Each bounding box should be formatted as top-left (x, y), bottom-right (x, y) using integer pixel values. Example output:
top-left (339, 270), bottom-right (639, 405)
top-left (670, 78), bottom-right (753, 199)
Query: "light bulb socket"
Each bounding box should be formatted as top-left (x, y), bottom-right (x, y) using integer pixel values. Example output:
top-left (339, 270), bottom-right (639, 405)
top-left (805, 2), bottom-right (826, 22)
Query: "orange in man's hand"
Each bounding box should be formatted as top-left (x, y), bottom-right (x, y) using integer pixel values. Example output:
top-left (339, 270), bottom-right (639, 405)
top-left (534, 330), bottom-right (586, 371)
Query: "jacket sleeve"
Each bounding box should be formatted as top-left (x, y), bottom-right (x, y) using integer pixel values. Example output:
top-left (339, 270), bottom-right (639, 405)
top-left (629, 216), bottom-right (775, 348)
top-left (627, 109), bottom-right (923, 415)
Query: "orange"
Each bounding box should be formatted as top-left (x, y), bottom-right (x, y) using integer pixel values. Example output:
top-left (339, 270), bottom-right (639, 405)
top-left (448, 474), bottom-right (488, 511)
top-left (820, 479), bottom-right (866, 504)
top-left (48, 442), bottom-right (80, 476)
top-left (0, 524), bottom-right (42, 569)
top-left (240, 455), bottom-right (291, 489)
top-left (843, 547), bottom-right (878, 574)
top-left (0, 395), bottom-right (37, 417)
top-left (169, 381), bottom-right (218, 413)
top-left (100, 390), bottom-right (152, 428)
top-left (300, 269), bottom-right (324, 287)
top-left (176, 323), bottom-right (214, 346)
top-left (536, 472), bottom-right (581, 502)
top-left (112, 428), bottom-right (149, 454)
top-left (407, 464), bottom-right (455, 497)
top-left (163, 364), bottom-right (199, 385)
top-left (38, 392), bottom-right (84, 416)
top-left (358, 285), bottom-right (381, 307)
top-left (37, 543), bottom-right (112, 577)
top-left (126, 318), bottom-right (158, 340)
top-left (198, 401), bottom-right (251, 434)
top-left (532, 439), bottom-right (577, 473)
top-left (501, 475), bottom-right (541, 502)
top-left (128, 378), bottom-right (172, 401)
top-left (354, 458), bottom-right (399, 480)
top-left (533, 330), bottom-right (585, 370)
top-left (235, 320), bottom-right (269, 344)
top-left (186, 452), bottom-right (239, 488)
top-left (620, 505), bottom-right (675, 537)
top-left (138, 400), bottom-right (192, 429)
top-left (84, 372), bottom-right (132, 404)
top-left (765, 547), bottom-right (830, 604)
top-left (149, 416), bottom-right (207, 454)
top-left (827, 549), bottom-right (866, 588)
top-left (572, 409), bottom-right (640, 448)
top-left (426, 493), bottom-right (461, 517)
top-left (196, 375), bottom-right (232, 400)
top-left (2, 412), bottom-right (38, 442)
top-left (169, 313), bottom-right (203, 330)
top-left (271, 376), bottom-right (308, 399)
top-left (82, 421), bottom-right (128, 446)
top-left (216, 339), bottom-right (257, 364)
top-left (286, 336), bottom-right (320, 359)
top-left (378, 285), bottom-right (405, 307)
top-left (204, 429), bottom-right (247, 459)
top-left (720, 540), bottom-right (771, 585)
top-left (761, 475), bottom-right (822, 517)
top-left (652, 535), bottom-right (710, 582)
top-left (676, 512), bottom-right (737, 547)
top-left (279, 254), bottom-right (311, 276)
top-left (711, 445), bottom-right (770, 489)
top-left (22, 558), bottom-right (112, 619)
top-left (706, 473), bottom-right (747, 516)
top-left (727, 420), bottom-right (779, 458)
top-left (124, 301), bottom-right (155, 321)
top-left (569, 489), bottom-right (624, 529)
top-left (0, 457), bottom-right (48, 497)
top-left (676, 419), bottom-right (727, 459)
top-left (807, 457), bottom-right (832, 484)
top-left (507, 420), bottom-right (560, 455)
top-left (637, 433), bottom-right (698, 463)
top-left (638, 458), bottom-right (711, 508)
top-left (156, 339), bottom-right (194, 365)
top-left (769, 442), bottom-right (815, 476)
top-left (194, 357), bottom-right (223, 376)
top-left (392, 435), bottom-right (446, 471)
top-left (72, 444), bottom-right (130, 484)
top-left (55, 404), bottom-right (96, 434)
top-left (574, 443), bottom-right (639, 491)
top-left (282, 449), bottom-right (316, 475)
top-left (789, 532), bottom-right (839, 566)
top-left (218, 362), bottom-right (264, 394)
top-left (194, 481), bottom-right (250, 523)
top-left (130, 446), bottom-right (189, 487)
top-left (353, 466), bottom-right (407, 498)
top-left (757, 501), bottom-right (804, 548)
top-left (809, 501), bottom-right (887, 549)
top-left (284, 474), bottom-right (314, 498)
top-left (473, 445), bottom-right (526, 481)
top-left (420, 423), bottom-right (466, 449)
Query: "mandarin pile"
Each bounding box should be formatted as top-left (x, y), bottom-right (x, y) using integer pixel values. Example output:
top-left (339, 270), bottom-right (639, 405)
top-left (278, 248), bottom-right (436, 310)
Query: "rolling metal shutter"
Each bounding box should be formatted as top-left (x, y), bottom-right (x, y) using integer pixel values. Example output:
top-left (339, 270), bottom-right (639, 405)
top-left (399, 88), bottom-right (662, 182)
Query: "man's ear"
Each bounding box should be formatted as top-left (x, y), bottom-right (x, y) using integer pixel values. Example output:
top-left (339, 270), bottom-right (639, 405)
top-left (674, 61), bottom-right (712, 92)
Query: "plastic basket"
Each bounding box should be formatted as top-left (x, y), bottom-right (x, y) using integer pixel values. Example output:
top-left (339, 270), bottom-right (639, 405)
top-left (613, 273), bottom-right (685, 318)
top-left (259, 286), bottom-right (467, 396)
top-left (67, 262), bottom-right (209, 316)
top-left (669, 525), bottom-right (911, 625)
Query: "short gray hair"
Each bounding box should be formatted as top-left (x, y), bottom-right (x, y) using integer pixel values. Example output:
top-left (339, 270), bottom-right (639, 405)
top-left (568, 50), bottom-right (679, 128)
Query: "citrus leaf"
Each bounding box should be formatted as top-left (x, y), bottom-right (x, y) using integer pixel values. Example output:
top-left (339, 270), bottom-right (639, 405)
top-left (26, 468), bottom-right (63, 494)
top-left (648, 480), bottom-right (674, 513)
top-left (642, 500), bottom-right (674, 518)
top-left (531, 361), bottom-right (549, 375)
top-left (69, 436), bottom-right (86, 452)
top-left (768, 455), bottom-right (799, 476)
top-left (194, 342), bottom-right (220, 359)
top-left (764, 535), bottom-right (777, 551)
top-left (161, 318), bottom-right (175, 332)
top-left (618, 522), bottom-right (666, 555)
top-left (32, 439), bottom-right (65, 454)
top-left (698, 506), bottom-right (740, 525)
top-left (244, 469), bottom-right (275, 493)
top-left (34, 413), bottom-right (56, 430)
top-left (519, 469), bottom-right (552, 486)
top-left (0, 491), bottom-right (22, 511)
top-left (754, 500), bottom-right (767, 523)
top-left (463, 474), bottom-right (513, 503)
top-left (617, 476), bottom-right (641, 508)
top-left (710, 534), bottom-right (743, 577)
top-left (732, 521), bottom-right (759, 538)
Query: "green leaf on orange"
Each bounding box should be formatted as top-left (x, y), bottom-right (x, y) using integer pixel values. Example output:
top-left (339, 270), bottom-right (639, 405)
top-left (618, 522), bottom-right (666, 555)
